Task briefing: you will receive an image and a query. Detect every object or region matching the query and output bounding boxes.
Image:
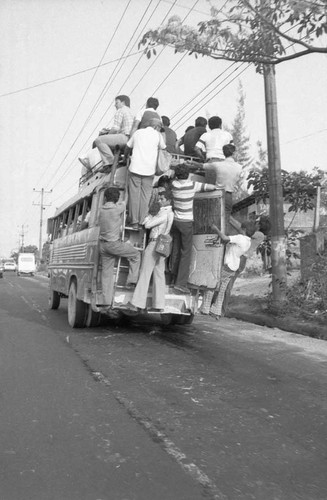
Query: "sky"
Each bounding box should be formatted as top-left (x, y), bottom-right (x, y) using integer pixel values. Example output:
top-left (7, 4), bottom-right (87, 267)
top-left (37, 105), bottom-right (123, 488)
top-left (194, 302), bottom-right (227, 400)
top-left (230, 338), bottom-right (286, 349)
top-left (0, 0), bottom-right (326, 258)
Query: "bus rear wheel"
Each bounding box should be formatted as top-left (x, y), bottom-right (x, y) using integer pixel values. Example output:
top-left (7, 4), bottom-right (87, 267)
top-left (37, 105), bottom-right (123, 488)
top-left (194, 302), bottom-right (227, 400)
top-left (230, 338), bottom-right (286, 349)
top-left (49, 289), bottom-right (60, 310)
top-left (85, 305), bottom-right (101, 327)
top-left (68, 281), bottom-right (87, 328)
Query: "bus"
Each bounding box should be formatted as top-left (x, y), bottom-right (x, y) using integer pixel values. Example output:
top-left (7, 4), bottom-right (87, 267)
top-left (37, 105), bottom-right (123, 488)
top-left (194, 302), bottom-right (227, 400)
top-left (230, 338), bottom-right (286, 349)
top-left (47, 153), bottom-right (225, 328)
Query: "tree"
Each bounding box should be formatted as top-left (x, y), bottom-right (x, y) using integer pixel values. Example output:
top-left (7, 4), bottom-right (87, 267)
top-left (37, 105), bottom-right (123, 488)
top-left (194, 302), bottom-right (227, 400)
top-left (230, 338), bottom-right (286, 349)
top-left (139, 0), bottom-right (326, 308)
top-left (229, 80), bottom-right (253, 201)
top-left (11, 245), bottom-right (39, 262)
top-left (140, 1), bottom-right (327, 71)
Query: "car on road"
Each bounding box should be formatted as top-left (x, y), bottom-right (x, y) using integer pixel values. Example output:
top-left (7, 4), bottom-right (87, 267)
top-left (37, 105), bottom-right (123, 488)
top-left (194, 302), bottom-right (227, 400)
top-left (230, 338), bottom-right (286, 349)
top-left (4, 259), bottom-right (17, 272)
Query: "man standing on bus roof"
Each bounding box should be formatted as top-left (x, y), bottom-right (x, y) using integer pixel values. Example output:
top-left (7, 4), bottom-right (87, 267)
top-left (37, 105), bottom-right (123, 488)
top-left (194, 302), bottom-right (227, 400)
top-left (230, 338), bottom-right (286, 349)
top-left (94, 95), bottom-right (134, 169)
top-left (125, 117), bottom-right (166, 229)
top-left (198, 115), bottom-right (233, 161)
top-left (99, 187), bottom-right (140, 306)
top-left (129, 97), bottom-right (161, 137)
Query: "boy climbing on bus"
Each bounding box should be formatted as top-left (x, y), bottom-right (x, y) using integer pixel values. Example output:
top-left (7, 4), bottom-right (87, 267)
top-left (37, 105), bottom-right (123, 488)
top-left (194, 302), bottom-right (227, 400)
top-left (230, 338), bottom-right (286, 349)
top-left (99, 187), bottom-right (140, 307)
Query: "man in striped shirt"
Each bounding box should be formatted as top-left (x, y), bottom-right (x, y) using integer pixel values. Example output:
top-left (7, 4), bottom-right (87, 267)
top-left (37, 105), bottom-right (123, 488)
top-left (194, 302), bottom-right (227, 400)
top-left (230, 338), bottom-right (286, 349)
top-left (171, 164), bottom-right (218, 294)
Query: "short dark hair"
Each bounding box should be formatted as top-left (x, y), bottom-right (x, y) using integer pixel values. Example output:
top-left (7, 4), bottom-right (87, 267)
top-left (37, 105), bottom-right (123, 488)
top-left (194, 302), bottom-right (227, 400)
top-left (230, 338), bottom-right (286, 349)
top-left (223, 143), bottom-right (236, 158)
top-left (174, 164), bottom-right (189, 180)
top-left (104, 187), bottom-right (120, 204)
top-left (158, 189), bottom-right (173, 202)
top-left (115, 95), bottom-right (130, 107)
top-left (157, 175), bottom-right (172, 188)
top-left (146, 97), bottom-right (159, 110)
top-left (208, 116), bottom-right (222, 130)
top-left (185, 125), bottom-right (194, 133)
top-left (195, 116), bottom-right (207, 128)
top-left (161, 115), bottom-right (170, 127)
top-left (241, 221), bottom-right (256, 238)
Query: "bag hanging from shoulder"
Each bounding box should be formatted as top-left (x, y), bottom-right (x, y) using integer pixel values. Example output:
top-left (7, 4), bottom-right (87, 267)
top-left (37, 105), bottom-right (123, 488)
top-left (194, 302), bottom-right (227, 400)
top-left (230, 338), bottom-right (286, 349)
top-left (155, 233), bottom-right (173, 257)
top-left (156, 148), bottom-right (172, 176)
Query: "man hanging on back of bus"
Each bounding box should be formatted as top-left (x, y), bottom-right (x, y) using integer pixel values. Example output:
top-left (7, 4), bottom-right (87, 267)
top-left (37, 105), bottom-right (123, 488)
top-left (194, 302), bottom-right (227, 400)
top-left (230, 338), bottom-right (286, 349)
top-left (99, 187), bottom-right (140, 307)
top-left (171, 164), bottom-right (220, 294)
top-left (92, 95), bottom-right (134, 171)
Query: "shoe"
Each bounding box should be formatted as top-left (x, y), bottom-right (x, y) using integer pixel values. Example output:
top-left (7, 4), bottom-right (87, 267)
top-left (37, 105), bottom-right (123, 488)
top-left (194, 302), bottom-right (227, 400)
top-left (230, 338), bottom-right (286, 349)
top-left (78, 157), bottom-right (91, 169)
top-left (125, 282), bottom-right (136, 290)
top-left (97, 164), bottom-right (112, 173)
top-left (199, 310), bottom-right (209, 315)
top-left (124, 301), bottom-right (139, 312)
top-left (173, 285), bottom-right (191, 294)
top-left (209, 312), bottom-right (221, 321)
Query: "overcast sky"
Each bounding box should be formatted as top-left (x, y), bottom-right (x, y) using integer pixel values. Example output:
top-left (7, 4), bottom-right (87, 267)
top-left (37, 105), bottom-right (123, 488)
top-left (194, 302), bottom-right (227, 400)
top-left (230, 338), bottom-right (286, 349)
top-left (0, 0), bottom-right (326, 258)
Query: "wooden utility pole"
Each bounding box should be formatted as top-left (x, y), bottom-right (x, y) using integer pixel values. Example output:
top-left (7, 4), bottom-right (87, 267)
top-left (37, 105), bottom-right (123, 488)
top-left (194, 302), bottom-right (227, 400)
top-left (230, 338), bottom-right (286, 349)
top-left (263, 64), bottom-right (287, 306)
top-left (33, 188), bottom-right (52, 261)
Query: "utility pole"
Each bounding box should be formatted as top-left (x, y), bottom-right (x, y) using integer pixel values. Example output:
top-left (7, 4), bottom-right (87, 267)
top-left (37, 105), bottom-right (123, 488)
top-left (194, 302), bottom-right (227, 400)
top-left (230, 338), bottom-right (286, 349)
top-left (33, 188), bottom-right (52, 261)
top-left (19, 224), bottom-right (28, 252)
top-left (263, 64), bottom-right (287, 307)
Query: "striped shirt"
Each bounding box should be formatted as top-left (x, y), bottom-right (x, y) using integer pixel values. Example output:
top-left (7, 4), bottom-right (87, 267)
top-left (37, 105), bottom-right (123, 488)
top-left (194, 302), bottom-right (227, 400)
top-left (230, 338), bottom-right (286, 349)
top-left (172, 179), bottom-right (209, 221)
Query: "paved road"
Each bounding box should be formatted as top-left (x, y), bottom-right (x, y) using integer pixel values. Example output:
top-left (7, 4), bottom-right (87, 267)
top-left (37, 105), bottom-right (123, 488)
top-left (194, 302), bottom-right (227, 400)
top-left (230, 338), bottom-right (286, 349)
top-left (1, 272), bottom-right (327, 500)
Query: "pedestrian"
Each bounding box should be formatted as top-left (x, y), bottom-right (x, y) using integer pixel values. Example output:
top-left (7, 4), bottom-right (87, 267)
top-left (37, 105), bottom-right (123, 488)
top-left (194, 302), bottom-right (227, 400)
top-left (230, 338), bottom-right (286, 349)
top-left (125, 117), bottom-right (166, 229)
top-left (99, 187), bottom-right (140, 307)
top-left (199, 116), bottom-right (233, 161)
top-left (93, 95), bottom-right (134, 170)
top-left (171, 163), bottom-right (219, 294)
top-left (200, 221), bottom-right (256, 319)
top-left (203, 143), bottom-right (242, 224)
top-left (127, 189), bottom-right (174, 311)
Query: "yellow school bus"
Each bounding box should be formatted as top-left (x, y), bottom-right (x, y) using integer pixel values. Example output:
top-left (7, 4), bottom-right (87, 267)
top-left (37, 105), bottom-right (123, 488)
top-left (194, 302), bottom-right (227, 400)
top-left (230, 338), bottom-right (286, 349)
top-left (47, 155), bottom-right (225, 328)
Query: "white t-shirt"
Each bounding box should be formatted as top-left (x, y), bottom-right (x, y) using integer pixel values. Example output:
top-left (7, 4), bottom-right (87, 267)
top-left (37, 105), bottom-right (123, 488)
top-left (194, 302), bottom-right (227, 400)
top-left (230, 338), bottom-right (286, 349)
top-left (224, 234), bottom-right (251, 271)
top-left (200, 129), bottom-right (233, 160)
top-left (127, 127), bottom-right (166, 176)
top-left (204, 157), bottom-right (242, 192)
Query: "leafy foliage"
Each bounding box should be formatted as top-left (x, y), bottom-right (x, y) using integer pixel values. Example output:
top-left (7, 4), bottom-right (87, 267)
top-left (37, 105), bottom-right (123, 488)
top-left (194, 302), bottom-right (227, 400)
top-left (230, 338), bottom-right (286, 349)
top-left (139, 1), bottom-right (327, 71)
top-left (247, 167), bottom-right (324, 211)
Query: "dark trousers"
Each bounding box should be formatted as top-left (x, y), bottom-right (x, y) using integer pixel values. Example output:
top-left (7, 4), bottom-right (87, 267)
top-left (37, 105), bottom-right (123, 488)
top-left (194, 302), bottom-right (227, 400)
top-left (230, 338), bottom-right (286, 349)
top-left (171, 219), bottom-right (193, 287)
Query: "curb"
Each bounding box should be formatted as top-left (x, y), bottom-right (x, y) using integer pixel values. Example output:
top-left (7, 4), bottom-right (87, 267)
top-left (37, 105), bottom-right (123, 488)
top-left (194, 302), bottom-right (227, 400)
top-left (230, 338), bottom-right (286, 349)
top-left (226, 302), bottom-right (327, 340)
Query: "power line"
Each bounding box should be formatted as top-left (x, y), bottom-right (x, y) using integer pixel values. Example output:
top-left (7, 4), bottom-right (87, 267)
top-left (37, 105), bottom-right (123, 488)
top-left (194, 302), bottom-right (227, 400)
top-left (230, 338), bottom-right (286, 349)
top-left (0, 50), bottom-right (144, 99)
top-left (36, 0), bottom-right (134, 191)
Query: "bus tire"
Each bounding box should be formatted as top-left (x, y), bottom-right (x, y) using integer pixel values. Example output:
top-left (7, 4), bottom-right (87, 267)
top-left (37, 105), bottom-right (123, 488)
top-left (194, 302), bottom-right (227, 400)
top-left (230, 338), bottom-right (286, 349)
top-left (49, 289), bottom-right (60, 310)
top-left (68, 281), bottom-right (87, 328)
top-left (85, 305), bottom-right (101, 327)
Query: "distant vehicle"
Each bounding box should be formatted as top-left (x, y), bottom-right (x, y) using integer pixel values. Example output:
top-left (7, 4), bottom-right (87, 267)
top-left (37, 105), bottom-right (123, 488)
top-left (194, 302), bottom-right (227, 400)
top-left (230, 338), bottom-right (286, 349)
top-left (4, 259), bottom-right (16, 272)
top-left (17, 253), bottom-right (36, 276)
top-left (0, 261), bottom-right (4, 278)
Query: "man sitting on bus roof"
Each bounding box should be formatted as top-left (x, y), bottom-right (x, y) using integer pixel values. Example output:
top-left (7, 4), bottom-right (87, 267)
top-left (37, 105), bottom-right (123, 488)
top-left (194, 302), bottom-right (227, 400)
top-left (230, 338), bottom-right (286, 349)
top-left (99, 187), bottom-right (140, 306)
top-left (94, 95), bottom-right (134, 170)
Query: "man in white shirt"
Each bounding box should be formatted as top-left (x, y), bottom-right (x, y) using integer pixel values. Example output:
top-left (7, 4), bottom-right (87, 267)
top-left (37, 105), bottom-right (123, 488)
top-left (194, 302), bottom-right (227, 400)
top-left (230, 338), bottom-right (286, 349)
top-left (126, 118), bottom-right (166, 228)
top-left (199, 116), bottom-right (233, 161)
top-left (200, 221), bottom-right (256, 319)
top-left (129, 97), bottom-right (161, 137)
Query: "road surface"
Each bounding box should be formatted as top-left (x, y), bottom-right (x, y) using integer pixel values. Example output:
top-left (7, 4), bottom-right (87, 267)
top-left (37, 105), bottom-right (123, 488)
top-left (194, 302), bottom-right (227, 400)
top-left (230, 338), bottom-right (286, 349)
top-left (1, 272), bottom-right (327, 500)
